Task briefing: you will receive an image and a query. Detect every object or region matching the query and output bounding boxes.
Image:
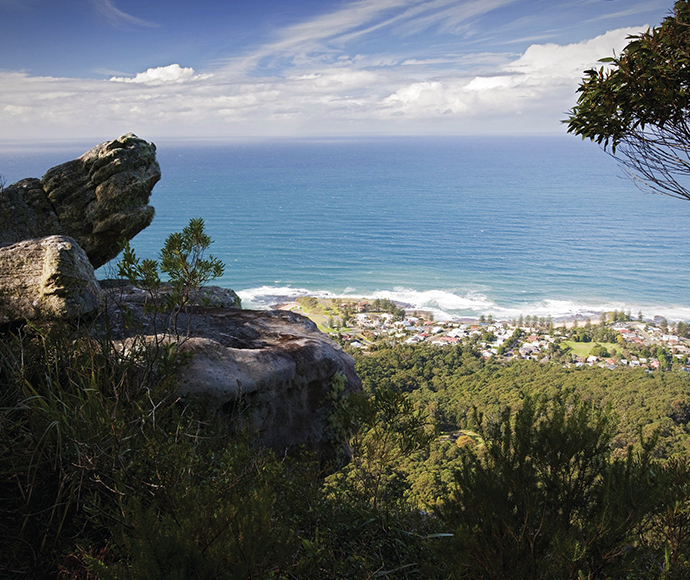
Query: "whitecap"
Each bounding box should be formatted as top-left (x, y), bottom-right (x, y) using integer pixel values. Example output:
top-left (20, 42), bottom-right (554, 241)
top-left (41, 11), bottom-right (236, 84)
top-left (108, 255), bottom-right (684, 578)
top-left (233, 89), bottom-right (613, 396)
top-left (236, 285), bottom-right (690, 322)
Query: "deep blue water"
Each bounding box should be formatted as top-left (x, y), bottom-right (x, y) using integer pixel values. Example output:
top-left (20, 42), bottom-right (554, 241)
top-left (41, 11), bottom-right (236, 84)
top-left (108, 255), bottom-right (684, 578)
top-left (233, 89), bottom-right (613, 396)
top-left (1, 136), bottom-right (689, 320)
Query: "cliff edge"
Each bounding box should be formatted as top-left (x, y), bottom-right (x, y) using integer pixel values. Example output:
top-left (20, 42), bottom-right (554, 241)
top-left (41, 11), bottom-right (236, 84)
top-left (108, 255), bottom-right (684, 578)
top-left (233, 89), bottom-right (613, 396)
top-left (1, 133), bottom-right (159, 269)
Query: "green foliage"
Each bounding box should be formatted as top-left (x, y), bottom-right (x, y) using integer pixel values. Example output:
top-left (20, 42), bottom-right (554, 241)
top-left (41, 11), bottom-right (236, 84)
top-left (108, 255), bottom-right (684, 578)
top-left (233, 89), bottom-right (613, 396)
top-left (567, 1), bottom-right (690, 201)
top-left (117, 242), bottom-right (161, 295)
top-left (328, 388), bottom-right (434, 512)
top-left (0, 320), bottom-right (182, 577)
top-left (90, 441), bottom-right (297, 580)
top-left (118, 217), bottom-right (226, 335)
top-left (160, 217), bottom-right (225, 301)
top-left (371, 297), bottom-right (406, 319)
top-left (589, 343), bottom-right (611, 358)
top-left (296, 296), bottom-right (322, 312)
top-left (652, 457), bottom-right (690, 577)
top-left (2, 322), bottom-right (690, 578)
top-left (315, 389), bottom-right (445, 579)
top-left (354, 345), bottom-right (690, 458)
top-left (0, 319), bottom-right (308, 579)
top-left (440, 395), bottom-right (661, 580)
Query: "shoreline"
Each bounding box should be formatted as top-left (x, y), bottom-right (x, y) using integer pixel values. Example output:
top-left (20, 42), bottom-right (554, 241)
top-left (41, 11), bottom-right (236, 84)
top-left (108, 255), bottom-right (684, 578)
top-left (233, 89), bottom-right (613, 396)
top-left (271, 297), bottom-right (630, 328)
top-left (236, 285), bottom-right (690, 324)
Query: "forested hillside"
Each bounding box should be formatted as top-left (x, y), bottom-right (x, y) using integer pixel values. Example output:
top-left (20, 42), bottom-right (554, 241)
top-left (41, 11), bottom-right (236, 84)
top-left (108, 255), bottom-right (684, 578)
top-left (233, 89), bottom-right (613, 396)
top-left (355, 344), bottom-right (690, 459)
top-left (2, 328), bottom-right (690, 579)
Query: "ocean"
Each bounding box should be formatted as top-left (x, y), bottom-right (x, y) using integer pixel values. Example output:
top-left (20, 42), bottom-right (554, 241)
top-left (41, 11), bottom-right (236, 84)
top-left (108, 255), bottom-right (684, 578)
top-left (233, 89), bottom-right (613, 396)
top-left (1, 135), bottom-right (689, 321)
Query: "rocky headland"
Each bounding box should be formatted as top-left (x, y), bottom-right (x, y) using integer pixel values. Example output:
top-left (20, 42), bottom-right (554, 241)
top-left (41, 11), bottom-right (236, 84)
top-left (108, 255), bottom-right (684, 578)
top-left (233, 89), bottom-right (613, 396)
top-left (0, 135), bottom-right (360, 460)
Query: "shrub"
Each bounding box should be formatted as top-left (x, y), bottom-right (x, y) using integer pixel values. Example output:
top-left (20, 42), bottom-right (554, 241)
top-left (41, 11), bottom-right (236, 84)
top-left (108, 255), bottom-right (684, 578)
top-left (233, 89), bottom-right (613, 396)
top-left (118, 217), bottom-right (226, 336)
top-left (439, 394), bottom-right (662, 580)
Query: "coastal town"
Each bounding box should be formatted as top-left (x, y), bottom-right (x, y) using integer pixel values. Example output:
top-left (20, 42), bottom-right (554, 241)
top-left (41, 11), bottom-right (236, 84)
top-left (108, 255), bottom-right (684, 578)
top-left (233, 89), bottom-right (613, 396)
top-left (278, 296), bottom-right (690, 371)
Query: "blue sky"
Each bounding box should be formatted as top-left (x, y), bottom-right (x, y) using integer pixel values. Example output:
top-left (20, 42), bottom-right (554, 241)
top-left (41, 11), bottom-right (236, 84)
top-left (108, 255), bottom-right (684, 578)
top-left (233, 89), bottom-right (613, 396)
top-left (0, 0), bottom-right (670, 141)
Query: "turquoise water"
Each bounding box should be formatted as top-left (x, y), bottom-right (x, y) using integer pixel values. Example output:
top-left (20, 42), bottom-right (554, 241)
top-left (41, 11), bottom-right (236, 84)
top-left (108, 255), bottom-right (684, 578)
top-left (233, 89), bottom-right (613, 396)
top-left (1, 136), bottom-right (689, 320)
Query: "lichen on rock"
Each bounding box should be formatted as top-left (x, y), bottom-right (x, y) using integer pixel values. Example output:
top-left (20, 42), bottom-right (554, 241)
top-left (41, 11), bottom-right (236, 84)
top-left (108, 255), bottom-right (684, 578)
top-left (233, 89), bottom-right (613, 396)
top-left (0, 133), bottom-right (160, 269)
top-left (0, 235), bottom-right (102, 324)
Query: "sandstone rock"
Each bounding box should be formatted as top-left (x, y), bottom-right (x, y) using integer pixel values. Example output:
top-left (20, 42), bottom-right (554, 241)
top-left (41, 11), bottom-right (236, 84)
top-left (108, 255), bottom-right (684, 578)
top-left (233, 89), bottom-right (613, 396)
top-left (176, 309), bottom-right (360, 459)
top-left (0, 133), bottom-right (160, 268)
top-left (0, 236), bottom-right (102, 324)
top-left (101, 280), bottom-right (242, 310)
top-left (106, 286), bottom-right (360, 460)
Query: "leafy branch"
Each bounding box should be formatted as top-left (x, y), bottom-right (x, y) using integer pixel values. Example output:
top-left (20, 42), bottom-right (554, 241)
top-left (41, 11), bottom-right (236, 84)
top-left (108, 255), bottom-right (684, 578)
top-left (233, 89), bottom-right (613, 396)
top-left (118, 218), bottom-right (225, 338)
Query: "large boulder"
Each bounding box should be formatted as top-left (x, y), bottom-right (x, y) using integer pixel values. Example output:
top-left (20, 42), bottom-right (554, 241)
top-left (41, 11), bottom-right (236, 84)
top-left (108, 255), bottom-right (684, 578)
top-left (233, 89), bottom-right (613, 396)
top-left (176, 309), bottom-right (361, 459)
top-left (0, 133), bottom-right (159, 268)
top-left (106, 285), bottom-right (361, 461)
top-left (0, 236), bottom-right (102, 324)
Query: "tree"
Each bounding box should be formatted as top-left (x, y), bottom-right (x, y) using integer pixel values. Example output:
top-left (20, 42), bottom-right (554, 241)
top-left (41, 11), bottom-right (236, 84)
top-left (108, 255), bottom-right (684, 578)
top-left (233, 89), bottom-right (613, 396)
top-left (439, 395), bottom-right (661, 580)
top-left (159, 218), bottom-right (225, 308)
top-left (118, 218), bottom-right (225, 335)
top-left (567, 1), bottom-right (690, 201)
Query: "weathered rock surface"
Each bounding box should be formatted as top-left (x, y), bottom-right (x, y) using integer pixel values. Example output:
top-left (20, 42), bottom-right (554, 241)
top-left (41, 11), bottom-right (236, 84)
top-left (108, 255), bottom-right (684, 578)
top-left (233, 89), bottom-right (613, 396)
top-left (0, 133), bottom-right (159, 268)
top-left (0, 236), bottom-right (102, 324)
top-left (106, 285), bottom-right (360, 460)
top-left (176, 309), bottom-right (360, 458)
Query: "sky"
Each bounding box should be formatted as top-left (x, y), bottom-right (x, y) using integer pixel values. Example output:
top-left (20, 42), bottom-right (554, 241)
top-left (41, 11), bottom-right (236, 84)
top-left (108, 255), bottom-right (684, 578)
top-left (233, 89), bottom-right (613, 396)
top-left (0, 0), bottom-right (672, 141)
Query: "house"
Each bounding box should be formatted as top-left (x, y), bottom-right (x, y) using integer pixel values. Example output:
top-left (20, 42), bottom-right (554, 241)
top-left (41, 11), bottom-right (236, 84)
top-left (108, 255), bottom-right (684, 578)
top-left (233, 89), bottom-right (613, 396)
top-left (433, 336), bottom-right (459, 345)
top-left (448, 328), bottom-right (467, 339)
top-left (519, 345), bottom-right (536, 357)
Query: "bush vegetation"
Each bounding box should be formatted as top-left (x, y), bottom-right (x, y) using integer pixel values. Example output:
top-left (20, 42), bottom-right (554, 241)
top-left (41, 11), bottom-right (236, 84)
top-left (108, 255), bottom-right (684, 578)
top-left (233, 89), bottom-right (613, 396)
top-left (2, 221), bottom-right (690, 578)
top-left (2, 331), bottom-right (690, 578)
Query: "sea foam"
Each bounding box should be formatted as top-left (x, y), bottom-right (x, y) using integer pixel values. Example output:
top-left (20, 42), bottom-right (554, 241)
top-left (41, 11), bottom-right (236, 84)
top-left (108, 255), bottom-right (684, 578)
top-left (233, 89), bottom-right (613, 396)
top-left (238, 285), bottom-right (690, 322)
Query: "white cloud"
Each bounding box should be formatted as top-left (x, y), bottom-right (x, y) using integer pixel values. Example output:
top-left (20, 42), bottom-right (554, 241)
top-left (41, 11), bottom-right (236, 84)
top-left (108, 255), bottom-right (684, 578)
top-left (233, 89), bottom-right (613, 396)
top-left (4, 104), bottom-right (30, 115)
top-left (377, 27), bottom-right (646, 123)
top-left (382, 81), bottom-right (467, 114)
top-left (222, 0), bottom-right (516, 76)
top-left (109, 64), bottom-right (211, 85)
top-left (585, 2), bottom-right (665, 23)
top-left (392, 0), bottom-right (517, 37)
top-left (228, 0), bottom-right (417, 71)
top-left (0, 24), bottom-right (650, 140)
top-left (503, 27), bottom-right (642, 78)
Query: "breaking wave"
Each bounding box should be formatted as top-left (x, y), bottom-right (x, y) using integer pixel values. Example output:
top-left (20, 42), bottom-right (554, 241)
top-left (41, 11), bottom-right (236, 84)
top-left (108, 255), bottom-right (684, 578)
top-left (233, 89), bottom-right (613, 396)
top-left (237, 286), bottom-right (690, 322)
